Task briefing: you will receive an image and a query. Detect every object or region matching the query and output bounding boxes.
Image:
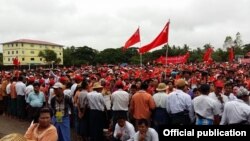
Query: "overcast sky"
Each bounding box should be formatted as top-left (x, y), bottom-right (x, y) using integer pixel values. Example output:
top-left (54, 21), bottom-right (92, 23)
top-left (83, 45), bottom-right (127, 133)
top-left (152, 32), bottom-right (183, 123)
top-left (0, 0), bottom-right (249, 51)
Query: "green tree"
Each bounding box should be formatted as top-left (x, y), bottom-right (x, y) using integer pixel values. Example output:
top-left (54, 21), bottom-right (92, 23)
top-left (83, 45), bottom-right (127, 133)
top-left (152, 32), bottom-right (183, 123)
top-left (95, 48), bottom-right (122, 64)
top-left (0, 53), bottom-right (3, 65)
top-left (38, 49), bottom-right (58, 64)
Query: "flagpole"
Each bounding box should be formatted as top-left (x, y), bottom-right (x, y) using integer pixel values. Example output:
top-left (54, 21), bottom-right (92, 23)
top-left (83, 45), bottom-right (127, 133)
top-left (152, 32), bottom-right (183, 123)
top-left (139, 26), bottom-right (142, 68)
top-left (140, 49), bottom-right (142, 68)
top-left (164, 19), bottom-right (170, 81)
top-left (164, 44), bottom-right (169, 80)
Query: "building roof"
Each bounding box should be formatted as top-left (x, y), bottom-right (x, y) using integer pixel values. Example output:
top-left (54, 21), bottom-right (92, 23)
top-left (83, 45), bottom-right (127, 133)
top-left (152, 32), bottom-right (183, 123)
top-left (1, 39), bottom-right (63, 47)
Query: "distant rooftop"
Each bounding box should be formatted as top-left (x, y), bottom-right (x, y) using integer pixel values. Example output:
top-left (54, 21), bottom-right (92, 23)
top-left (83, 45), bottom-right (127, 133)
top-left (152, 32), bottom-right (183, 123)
top-left (1, 39), bottom-right (63, 47)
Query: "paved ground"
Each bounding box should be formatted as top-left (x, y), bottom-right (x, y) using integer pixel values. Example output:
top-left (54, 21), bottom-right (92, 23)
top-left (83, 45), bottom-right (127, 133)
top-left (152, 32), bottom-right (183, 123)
top-left (0, 115), bottom-right (29, 138)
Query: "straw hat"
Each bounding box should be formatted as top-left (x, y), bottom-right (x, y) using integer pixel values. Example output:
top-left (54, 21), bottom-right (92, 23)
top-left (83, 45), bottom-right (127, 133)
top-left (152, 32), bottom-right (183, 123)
top-left (175, 79), bottom-right (186, 87)
top-left (156, 83), bottom-right (167, 91)
top-left (236, 87), bottom-right (249, 98)
top-left (0, 133), bottom-right (26, 141)
top-left (92, 82), bottom-right (103, 89)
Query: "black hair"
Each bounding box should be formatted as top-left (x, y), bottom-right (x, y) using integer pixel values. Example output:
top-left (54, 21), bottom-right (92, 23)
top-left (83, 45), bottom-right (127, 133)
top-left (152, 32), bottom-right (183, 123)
top-left (117, 115), bottom-right (127, 121)
top-left (66, 82), bottom-right (73, 89)
top-left (18, 76), bottom-right (23, 81)
top-left (81, 80), bottom-right (89, 89)
top-left (224, 82), bottom-right (233, 88)
top-left (140, 81), bottom-right (148, 90)
top-left (130, 84), bottom-right (137, 89)
top-left (137, 119), bottom-right (149, 127)
top-left (33, 82), bottom-right (40, 87)
top-left (193, 88), bottom-right (199, 93)
top-left (199, 84), bottom-right (210, 94)
top-left (39, 107), bottom-right (53, 118)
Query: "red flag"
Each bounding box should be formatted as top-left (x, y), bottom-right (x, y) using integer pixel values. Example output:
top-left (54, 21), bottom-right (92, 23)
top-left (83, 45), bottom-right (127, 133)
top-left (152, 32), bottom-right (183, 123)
top-left (203, 47), bottom-right (213, 62)
top-left (12, 57), bottom-right (19, 66)
top-left (123, 28), bottom-right (140, 50)
top-left (228, 47), bottom-right (234, 62)
top-left (139, 21), bottom-right (170, 54)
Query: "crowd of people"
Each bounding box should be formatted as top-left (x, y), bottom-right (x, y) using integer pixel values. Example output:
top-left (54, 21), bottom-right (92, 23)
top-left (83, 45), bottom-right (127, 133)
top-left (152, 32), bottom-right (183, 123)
top-left (0, 62), bottom-right (249, 141)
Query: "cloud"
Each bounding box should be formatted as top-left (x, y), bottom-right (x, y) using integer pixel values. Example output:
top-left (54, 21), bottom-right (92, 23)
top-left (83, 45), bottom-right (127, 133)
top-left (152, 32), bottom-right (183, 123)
top-left (0, 0), bottom-right (249, 51)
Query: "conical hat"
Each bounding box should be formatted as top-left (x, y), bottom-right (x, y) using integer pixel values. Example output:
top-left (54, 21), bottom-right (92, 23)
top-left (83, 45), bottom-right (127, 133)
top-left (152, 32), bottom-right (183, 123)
top-left (0, 133), bottom-right (26, 141)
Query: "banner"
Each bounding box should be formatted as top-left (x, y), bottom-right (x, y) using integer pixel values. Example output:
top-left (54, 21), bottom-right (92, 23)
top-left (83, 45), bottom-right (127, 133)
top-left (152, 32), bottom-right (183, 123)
top-left (239, 58), bottom-right (250, 64)
top-left (156, 52), bottom-right (189, 64)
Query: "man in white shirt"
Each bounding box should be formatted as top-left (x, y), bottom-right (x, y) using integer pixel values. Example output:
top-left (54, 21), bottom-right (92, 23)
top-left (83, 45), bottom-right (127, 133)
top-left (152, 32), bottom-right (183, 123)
top-left (223, 82), bottom-right (237, 101)
top-left (152, 83), bottom-right (169, 132)
top-left (113, 116), bottom-right (135, 141)
top-left (87, 82), bottom-right (107, 141)
top-left (111, 80), bottom-right (130, 129)
top-left (220, 87), bottom-right (250, 125)
top-left (208, 80), bottom-right (228, 124)
top-left (133, 119), bottom-right (158, 141)
top-left (15, 76), bottom-right (26, 120)
top-left (166, 79), bottom-right (195, 125)
top-left (193, 84), bottom-right (220, 125)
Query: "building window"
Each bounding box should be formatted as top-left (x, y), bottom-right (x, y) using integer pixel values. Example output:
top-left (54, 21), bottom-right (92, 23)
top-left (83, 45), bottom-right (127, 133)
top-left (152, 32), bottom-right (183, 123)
top-left (30, 44), bottom-right (34, 47)
top-left (30, 51), bottom-right (35, 54)
top-left (12, 44), bottom-right (13, 47)
top-left (8, 51), bottom-right (10, 54)
top-left (21, 43), bottom-right (23, 47)
top-left (59, 53), bottom-right (61, 55)
top-left (30, 58), bottom-right (34, 61)
top-left (22, 58), bottom-right (25, 61)
top-left (16, 43), bottom-right (18, 46)
top-left (16, 51), bottom-right (18, 54)
top-left (12, 51), bottom-right (14, 54)
top-left (40, 58), bottom-right (43, 61)
top-left (8, 58), bottom-right (10, 61)
top-left (22, 51), bottom-right (25, 54)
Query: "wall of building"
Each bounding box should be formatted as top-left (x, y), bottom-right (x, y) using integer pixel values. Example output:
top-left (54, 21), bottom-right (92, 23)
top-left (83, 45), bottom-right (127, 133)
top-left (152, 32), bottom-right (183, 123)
top-left (2, 42), bottom-right (63, 65)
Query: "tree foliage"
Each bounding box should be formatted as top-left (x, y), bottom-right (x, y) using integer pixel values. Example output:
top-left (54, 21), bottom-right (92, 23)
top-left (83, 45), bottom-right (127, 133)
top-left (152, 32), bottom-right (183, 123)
top-left (62, 44), bottom-right (249, 66)
top-left (38, 49), bottom-right (58, 64)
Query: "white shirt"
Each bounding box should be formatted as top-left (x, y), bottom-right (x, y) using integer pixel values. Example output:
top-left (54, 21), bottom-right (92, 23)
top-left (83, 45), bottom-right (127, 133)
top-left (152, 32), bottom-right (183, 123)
top-left (113, 121), bottom-right (135, 141)
top-left (209, 92), bottom-right (229, 116)
top-left (133, 128), bottom-right (158, 141)
top-left (111, 89), bottom-right (130, 111)
top-left (6, 83), bottom-right (11, 95)
top-left (70, 83), bottom-right (78, 97)
top-left (87, 91), bottom-right (106, 111)
top-left (166, 89), bottom-right (195, 122)
top-left (220, 99), bottom-right (250, 125)
top-left (103, 94), bottom-right (112, 110)
top-left (223, 93), bottom-right (237, 101)
top-left (192, 95), bottom-right (220, 120)
top-left (25, 85), bottom-right (34, 96)
top-left (48, 88), bottom-right (54, 105)
top-left (63, 89), bottom-right (71, 97)
top-left (153, 92), bottom-right (168, 108)
top-left (15, 81), bottom-right (26, 96)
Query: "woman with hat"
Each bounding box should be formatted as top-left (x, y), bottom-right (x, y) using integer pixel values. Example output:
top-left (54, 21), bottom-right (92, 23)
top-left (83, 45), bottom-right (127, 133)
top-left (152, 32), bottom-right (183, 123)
top-left (152, 83), bottom-right (169, 133)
